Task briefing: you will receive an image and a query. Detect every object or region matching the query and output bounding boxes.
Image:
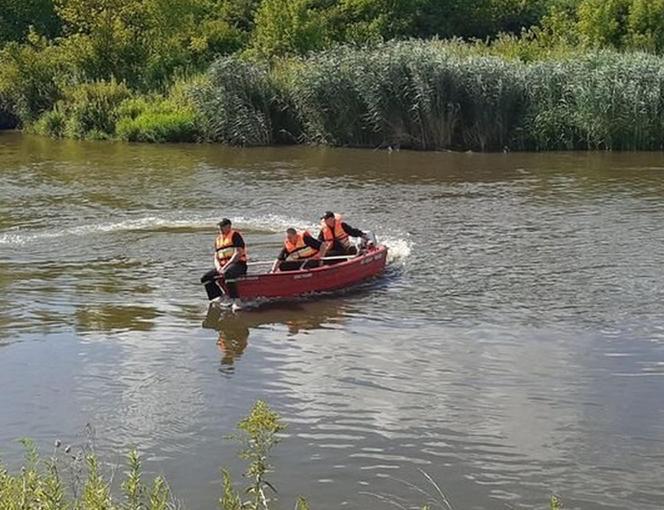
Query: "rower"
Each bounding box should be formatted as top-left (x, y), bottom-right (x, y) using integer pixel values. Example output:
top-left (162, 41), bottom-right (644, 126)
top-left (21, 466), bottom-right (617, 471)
top-left (200, 218), bottom-right (247, 311)
top-left (318, 211), bottom-right (368, 261)
top-left (271, 228), bottom-right (322, 272)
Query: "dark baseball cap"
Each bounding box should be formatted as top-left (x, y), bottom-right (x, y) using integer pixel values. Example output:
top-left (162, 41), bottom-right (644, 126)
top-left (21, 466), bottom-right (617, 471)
top-left (322, 211), bottom-right (335, 220)
top-left (218, 218), bottom-right (231, 228)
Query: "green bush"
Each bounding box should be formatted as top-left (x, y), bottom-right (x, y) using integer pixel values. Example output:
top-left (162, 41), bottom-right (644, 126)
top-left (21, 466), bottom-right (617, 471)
top-left (115, 78), bottom-right (202, 142)
top-left (0, 440), bottom-right (172, 510)
top-left (0, 35), bottom-right (65, 125)
top-left (116, 111), bottom-right (199, 142)
top-left (33, 106), bottom-right (67, 137)
top-left (57, 80), bottom-right (131, 139)
top-left (250, 0), bottom-right (327, 57)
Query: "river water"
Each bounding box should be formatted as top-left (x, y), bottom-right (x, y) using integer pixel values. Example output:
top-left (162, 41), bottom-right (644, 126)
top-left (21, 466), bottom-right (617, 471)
top-left (1, 132), bottom-right (664, 509)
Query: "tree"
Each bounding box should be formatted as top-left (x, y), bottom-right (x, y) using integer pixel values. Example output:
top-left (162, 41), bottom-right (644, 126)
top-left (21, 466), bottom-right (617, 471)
top-left (0, 0), bottom-right (61, 44)
top-left (251, 0), bottom-right (326, 57)
top-left (626, 0), bottom-right (664, 52)
top-left (577, 0), bottom-right (631, 49)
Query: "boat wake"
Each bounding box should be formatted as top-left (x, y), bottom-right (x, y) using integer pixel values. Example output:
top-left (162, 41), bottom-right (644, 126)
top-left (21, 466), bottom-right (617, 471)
top-left (1, 212), bottom-right (413, 265)
top-left (381, 236), bottom-right (413, 264)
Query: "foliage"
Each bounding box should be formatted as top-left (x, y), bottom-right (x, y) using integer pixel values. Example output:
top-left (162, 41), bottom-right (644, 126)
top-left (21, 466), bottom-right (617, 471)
top-left (31, 80), bottom-right (131, 139)
top-left (250, 0), bottom-right (326, 57)
top-left (194, 39), bottom-right (664, 151)
top-left (219, 400), bottom-right (312, 510)
top-left (193, 56), bottom-right (299, 145)
top-left (30, 76), bottom-right (202, 141)
top-left (0, 441), bottom-right (174, 510)
top-left (526, 52), bottom-right (664, 150)
top-left (0, 33), bottom-right (67, 124)
top-left (33, 106), bottom-right (67, 137)
top-left (0, 0), bottom-right (61, 44)
top-left (199, 41), bottom-right (529, 150)
top-left (236, 400), bottom-right (286, 510)
top-left (4, 0), bottom-right (664, 151)
top-left (116, 109), bottom-right (199, 143)
top-left (115, 77), bottom-right (203, 142)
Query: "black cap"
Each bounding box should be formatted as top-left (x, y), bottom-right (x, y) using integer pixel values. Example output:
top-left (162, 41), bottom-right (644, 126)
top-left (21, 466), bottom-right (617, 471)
top-left (218, 218), bottom-right (231, 228)
top-left (322, 211), bottom-right (335, 220)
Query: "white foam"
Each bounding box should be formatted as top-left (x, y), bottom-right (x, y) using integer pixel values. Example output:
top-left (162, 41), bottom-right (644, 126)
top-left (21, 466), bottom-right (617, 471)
top-left (0, 213), bottom-right (413, 267)
top-left (0, 213), bottom-right (319, 246)
top-left (381, 236), bottom-right (413, 264)
top-left (233, 214), bottom-right (318, 233)
top-left (0, 216), bottom-right (218, 246)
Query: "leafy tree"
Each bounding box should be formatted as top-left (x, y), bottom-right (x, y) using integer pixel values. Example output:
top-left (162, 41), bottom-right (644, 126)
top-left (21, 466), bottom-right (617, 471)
top-left (577, 0), bottom-right (631, 49)
top-left (626, 0), bottom-right (664, 52)
top-left (0, 0), bottom-right (61, 44)
top-left (251, 0), bottom-right (326, 57)
top-left (414, 0), bottom-right (549, 40)
top-left (323, 0), bottom-right (422, 44)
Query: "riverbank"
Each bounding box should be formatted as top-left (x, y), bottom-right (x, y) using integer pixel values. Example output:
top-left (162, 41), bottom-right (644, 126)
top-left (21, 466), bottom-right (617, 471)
top-left (4, 41), bottom-right (664, 152)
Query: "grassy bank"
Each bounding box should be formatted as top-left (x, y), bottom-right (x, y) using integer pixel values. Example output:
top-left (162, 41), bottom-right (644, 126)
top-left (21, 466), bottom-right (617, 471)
top-left (15, 40), bottom-right (664, 151)
top-left (0, 401), bottom-right (563, 510)
top-left (3, 0), bottom-right (664, 151)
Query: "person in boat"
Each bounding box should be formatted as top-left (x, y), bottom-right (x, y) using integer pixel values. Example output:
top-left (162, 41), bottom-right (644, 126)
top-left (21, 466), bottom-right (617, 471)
top-left (318, 211), bottom-right (368, 260)
top-left (200, 218), bottom-right (247, 308)
top-left (271, 228), bottom-right (322, 272)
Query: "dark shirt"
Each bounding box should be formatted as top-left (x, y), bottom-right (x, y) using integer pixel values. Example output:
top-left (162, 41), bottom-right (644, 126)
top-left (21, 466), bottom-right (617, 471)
top-left (230, 232), bottom-right (245, 248)
top-left (317, 222), bottom-right (364, 242)
top-left (278, 233), bottom-right (322, 261)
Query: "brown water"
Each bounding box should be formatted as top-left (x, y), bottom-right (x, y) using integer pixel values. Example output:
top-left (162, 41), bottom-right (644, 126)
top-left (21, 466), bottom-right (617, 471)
top-left (2, 132), bottom-right (664, 509)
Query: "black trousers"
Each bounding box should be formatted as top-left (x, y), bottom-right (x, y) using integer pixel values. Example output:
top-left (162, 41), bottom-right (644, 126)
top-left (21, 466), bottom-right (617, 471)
top-left (201, 262), bottom-right (247, 300)
top-left (278, 259), bottom-right (320, 271)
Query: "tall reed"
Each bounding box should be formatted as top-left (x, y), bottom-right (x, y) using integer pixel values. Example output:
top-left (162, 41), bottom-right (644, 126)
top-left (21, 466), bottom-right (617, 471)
top-left (195, 40), bottom-right (664, 151)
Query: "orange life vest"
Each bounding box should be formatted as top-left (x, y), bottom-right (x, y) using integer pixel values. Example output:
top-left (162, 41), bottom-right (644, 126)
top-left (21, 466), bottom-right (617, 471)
top-left (321, 214), bottom-right (351, 249)
top-left (215, 229), bottom-right (247, 264)
top-left (284, 231), bottom-right (319, 261)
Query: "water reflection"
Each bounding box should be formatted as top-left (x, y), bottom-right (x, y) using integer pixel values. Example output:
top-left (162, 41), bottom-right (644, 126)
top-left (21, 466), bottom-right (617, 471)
top-left (202, 299), bottom-right (350, 371)
top-left (75, 305), bottom-right (160, 333)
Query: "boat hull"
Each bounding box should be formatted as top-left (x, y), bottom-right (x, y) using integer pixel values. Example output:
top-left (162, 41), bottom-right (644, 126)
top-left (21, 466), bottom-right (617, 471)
top-left (221, 246), bottom-right (388, 300)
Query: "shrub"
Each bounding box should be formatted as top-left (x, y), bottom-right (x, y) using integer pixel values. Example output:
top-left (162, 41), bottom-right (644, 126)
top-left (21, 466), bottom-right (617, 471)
top-left (0, 35), bottom-right (65, 125)
top-left (115, 78), bottom-right (202, 142)
top-left (58, 80), bottom-right (131, 139)
top-left (116, 111), bottom-right (199, 142)
top-left (0, 440), bottom-right (173, 510)
top-left (250, 0), bottom-right (327, 58)
top-left (33, 107), bottom-right (67, 137)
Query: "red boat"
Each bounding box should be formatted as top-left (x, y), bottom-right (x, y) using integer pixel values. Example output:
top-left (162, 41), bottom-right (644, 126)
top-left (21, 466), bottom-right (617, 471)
top-left (219, 245), bottom-right (389, 300)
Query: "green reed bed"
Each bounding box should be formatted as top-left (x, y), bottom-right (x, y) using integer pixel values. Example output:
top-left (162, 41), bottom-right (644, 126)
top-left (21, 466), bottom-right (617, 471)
top-left (194, 40), bottom-right (664, 151)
